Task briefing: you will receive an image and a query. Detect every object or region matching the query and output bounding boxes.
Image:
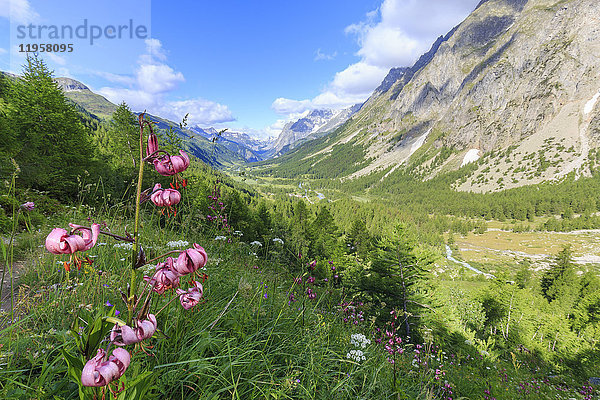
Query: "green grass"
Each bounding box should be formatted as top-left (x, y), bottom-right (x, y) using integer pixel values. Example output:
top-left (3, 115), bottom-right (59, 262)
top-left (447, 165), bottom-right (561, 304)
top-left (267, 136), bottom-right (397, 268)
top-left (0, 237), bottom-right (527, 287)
top-left (1, 204), bottom-right (599, 399)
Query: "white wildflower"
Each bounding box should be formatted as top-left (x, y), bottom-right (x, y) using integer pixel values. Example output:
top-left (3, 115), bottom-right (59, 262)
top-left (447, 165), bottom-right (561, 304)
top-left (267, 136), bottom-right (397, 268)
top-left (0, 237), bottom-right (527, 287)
top-left (113, 243), bottom-right (133, 250)
top-left (250, 241), bottom-right (262, 247)
top-left (350, 333), bottom-right (371, 349)
top-left (272, 238), bottom-right (284, 245)
top-left (167, 240), bottom-right (189, 248)
top-left (346, 349), bottom-right (366, 362)
top-left (233, 231), bottom-right (243, 236)
top-left (214, 236), bottom-right (227, 241)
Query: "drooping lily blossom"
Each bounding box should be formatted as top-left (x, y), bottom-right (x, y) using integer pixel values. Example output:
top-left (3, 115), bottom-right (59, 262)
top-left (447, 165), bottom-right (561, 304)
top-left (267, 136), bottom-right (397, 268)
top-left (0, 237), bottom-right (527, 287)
top-left (81, 348), bottom-right (130, 387)
top-left (143, 257), bottom-right (180, 294)
top-left (153, 150), bottom-right (190, 177)
top-left (150, 183), bottom-right (181, 207)
top-left (174, 243), bottom-right (207, 275)
top-left (176, 281), bottom-right (203, 310)
top-left (45, 223), bottom-right (100, 255)
top-left (147, 132), bottom-right (159, 157)
top-left (110, 314), bottom-right (157, 346)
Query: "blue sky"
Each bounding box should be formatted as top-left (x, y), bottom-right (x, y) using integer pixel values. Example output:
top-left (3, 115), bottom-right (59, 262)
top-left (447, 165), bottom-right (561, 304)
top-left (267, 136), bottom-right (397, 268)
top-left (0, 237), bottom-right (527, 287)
top-left (0, 0), bottom-right (480, 139)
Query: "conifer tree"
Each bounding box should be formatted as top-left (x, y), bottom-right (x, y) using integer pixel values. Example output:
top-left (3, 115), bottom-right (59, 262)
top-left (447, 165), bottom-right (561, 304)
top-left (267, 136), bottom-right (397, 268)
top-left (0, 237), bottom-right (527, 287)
top-left (346, 218), bottom-right (372, 259)
top-left (309, 206), bottom-right (337, 259)
top-left (8, 55), bottom-right (94, 197)
top-left (106, 102), bottom-right (139, 168)
top-left (357, 225), bottom-right (434, 338)
top-left (0, 73), bottom-right (16, 177)
top-left (289, 200), bottom-right (311, 262)
top-left (541, 245), bottom-right (580, 317)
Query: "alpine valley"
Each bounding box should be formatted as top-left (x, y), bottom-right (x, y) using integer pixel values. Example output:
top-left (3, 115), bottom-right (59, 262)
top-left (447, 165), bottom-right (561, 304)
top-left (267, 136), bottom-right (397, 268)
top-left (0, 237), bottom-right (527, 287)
top-left (5, 0), bottom-right (600, 399)
top-left (253, 0), bottom-right (600, 194)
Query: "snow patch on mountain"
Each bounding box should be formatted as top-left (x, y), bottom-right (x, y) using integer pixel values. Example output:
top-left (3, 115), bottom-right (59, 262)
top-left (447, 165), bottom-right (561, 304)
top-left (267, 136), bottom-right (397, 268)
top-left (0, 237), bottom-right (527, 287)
top-left (584, 89), bottom-right (600, 115)
top-left (462, 149), bottom-right (481, 167)
top-left (410, 129), bottom-right (431, 157)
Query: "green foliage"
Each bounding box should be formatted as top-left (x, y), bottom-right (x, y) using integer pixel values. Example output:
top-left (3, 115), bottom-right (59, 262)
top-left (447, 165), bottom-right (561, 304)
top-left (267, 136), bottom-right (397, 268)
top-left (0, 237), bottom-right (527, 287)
top-left (6, 55), bottom-right (95, 198)
top-left (355, 225), bottom-right (435, 336)
top-left (3, 52), bottom-right (600, 400)
top-left (346, 218), bottom-right (373, 259)
top-left (541, 246), bottom-right (580, 315)
top-left (99, 101), bottom-right (139, 169)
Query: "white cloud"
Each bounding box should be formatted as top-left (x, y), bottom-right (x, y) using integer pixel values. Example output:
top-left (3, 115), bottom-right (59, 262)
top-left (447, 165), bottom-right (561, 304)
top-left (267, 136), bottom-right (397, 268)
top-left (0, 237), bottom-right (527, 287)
top-left (0, 0), bottom-right (39, 24)
top-left (136, 64), bottom-right (184, 94)
top-left (160, 99), bottom-right (234, 126)
top-left (264, 119), bottom-right (288, 137)
top-left (271, 98), bottom-right (312, 114)
top-left (272, 0), bottom-right (479, 116)
top-left (354, 24), bottom-right (420, 68)
top-left (97, 38), bottom-right (234, 126)
top-left (92, 71), bottom-right (136, 86)
top-left (0, 48), bottom-right (7, 55)
top-left (97, 87), bottom-right (156, 110)
top-left (314, 48), bottom-right (337, 61)
top-left (143, 38), bottom-right (167, 62)
top-left (47, 52), bottom-right (66, 66)
top-left (329, 62), bottom-right (388, 96)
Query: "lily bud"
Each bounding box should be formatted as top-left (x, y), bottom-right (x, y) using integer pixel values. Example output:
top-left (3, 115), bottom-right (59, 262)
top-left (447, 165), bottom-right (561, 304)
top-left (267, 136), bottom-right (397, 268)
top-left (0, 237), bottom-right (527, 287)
top-left (147, 133), bottom-right (158, 157)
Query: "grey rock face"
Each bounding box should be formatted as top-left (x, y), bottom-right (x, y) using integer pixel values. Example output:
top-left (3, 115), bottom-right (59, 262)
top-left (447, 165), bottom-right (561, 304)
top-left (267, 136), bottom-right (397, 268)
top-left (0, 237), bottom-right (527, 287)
top-left (272, 105), bottom-right (361, 155)
top-left (55, 77), bottom-right (90, 92)
top-left (296, 0), bottom-right (600, 191)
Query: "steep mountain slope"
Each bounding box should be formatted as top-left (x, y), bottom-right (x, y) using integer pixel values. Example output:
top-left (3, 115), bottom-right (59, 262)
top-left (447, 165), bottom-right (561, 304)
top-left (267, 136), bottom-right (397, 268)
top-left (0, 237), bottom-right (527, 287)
top-left (55, 77), bottom-right (117, 120)
top-left (271, 105), bottom-right (361, 156)
top-left (49, 76), bottom-right (260, 166)
top-left (258, 0), bottom-right (600, 193)
top-left (189, 126), bottom-right (273, 162)
top-left (143, 114), bottom-right (250, 167)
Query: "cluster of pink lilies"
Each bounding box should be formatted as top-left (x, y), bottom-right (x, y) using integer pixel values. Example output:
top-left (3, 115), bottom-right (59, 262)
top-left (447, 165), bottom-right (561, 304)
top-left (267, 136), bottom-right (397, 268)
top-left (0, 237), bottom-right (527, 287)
top-left (44, 115), bottom-right (208, 389)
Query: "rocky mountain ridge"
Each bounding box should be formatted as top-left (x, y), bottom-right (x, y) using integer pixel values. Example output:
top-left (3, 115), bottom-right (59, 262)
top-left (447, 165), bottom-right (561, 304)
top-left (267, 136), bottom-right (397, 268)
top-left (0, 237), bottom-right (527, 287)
top-left (271, 104), bottom-right (362, 156)
top-left (264, 0), bottom-right (600, 193)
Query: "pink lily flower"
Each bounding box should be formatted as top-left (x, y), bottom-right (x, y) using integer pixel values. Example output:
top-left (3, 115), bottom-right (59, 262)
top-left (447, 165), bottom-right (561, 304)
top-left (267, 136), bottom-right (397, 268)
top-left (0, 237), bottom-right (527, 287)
top-left (147, 132), bottom-right (159, 157)
top-left (153, 150), bottom-right (190, 176)
top-left (150, 183), bottom-right (181, 207)
top-left (110, 314), bottom-right (157, 346)
top-left (176, 281), bottom-right (203, 310)
top-left (45, 223), bottom-right (100, 255)
top-left (143, 257), bottom-right (180, 294)
top-left (174, 243), bottom-right (207, 275)
top-left (81, 348), bottom-right (130, 387)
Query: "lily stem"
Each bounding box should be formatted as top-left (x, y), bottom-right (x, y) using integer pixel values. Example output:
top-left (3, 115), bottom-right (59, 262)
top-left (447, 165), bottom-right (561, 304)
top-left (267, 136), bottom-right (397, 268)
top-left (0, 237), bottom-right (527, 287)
top-left (129, 114), bottom-right (147, 324)
top-left (155, 293), bottom-right (180, 317)
top-left (145, 250), bottom-right (183, 265)
top-left (70, 226), bottom-right (135, 243)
